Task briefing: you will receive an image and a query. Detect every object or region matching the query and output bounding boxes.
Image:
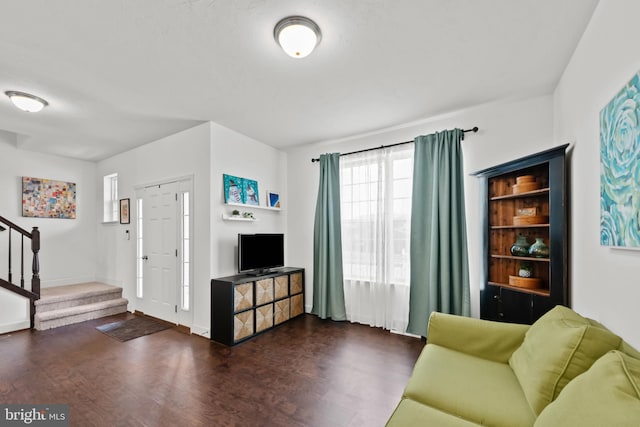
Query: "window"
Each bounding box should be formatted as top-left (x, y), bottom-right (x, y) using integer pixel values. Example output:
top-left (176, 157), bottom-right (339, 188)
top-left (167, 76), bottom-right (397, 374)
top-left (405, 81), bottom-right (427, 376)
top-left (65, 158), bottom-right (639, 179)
top-left (340, 144), bottom-right (414, 331)
top-left (136, 197), bottom-right (143, 298)
top-left (180, 191), bottom-right (190, 311)
top-left (103, 173), bottom-right (118, 222)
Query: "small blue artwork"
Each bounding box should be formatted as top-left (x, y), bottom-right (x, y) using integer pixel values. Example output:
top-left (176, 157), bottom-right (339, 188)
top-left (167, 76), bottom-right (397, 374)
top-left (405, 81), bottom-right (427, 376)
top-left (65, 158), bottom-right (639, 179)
top-left (600, 69), bottom-right (640, 248)
top-left (268, 191), bottom-right (280, 208)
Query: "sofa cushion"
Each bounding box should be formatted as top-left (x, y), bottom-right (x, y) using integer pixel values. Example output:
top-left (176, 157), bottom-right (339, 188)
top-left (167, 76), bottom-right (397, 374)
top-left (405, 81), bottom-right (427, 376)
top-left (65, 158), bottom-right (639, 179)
top-left (386, 398), bottom-right (481, 427)
top-left (509, 305), bottom-right (621, 415)
top-left (403, 344), bottom-right (535, 427)
top-left (534, 351), bottom-right (640, 426)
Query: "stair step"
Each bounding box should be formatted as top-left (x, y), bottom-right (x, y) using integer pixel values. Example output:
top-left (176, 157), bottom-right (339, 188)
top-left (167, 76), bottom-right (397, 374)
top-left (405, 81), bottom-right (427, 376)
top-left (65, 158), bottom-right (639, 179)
top-left (35, 298), bottom-right (128, 331)
top-left (36, 282), bottom-right (123, 312)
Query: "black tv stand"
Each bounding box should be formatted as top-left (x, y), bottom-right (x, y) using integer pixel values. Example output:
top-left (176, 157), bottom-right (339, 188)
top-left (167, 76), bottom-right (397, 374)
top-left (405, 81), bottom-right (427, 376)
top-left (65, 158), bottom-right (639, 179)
top-left (210, 267), bottom-right (305, 346)
top-left (246, 268), bottom-right (278, 276)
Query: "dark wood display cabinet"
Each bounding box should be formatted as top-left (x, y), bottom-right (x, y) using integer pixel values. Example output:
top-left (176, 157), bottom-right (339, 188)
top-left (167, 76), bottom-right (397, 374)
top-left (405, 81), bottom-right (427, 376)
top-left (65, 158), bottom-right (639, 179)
top-left (211, 268), bottom-right (304, 346)
top-left (471, 144), bottom-right (569, 324)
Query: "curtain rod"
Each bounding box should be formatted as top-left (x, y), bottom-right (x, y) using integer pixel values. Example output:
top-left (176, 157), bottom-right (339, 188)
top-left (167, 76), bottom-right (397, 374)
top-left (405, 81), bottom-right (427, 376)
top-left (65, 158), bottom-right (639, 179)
top-left (310, 127), bottom-right (478, 163)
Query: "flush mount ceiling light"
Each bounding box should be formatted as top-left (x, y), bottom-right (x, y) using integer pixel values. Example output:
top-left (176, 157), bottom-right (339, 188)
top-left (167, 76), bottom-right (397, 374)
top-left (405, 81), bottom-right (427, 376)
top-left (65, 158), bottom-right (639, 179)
top-left (274, 16), bottom-right (322, 59)
top-left (5, 90), bottom-right (49, 113)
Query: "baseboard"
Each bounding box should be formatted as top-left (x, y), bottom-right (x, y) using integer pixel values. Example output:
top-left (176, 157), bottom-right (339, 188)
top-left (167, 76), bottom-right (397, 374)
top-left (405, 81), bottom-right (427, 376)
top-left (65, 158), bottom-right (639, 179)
top-left (0, 320), bottom-right (30, 335)
top-left (191, 324), bottom-right (210, 338)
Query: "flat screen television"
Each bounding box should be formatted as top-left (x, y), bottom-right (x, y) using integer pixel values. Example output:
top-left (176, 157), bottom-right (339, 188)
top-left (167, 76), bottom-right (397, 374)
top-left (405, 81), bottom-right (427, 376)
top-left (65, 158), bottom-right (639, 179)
top-left (238, 233), bottom-right (284, 274)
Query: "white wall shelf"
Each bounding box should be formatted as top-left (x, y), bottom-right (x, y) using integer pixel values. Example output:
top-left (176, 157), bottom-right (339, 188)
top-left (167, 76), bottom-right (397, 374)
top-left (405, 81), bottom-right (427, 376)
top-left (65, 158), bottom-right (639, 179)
top-left (222, 214), bottom-right (258, 222)
top-left (225, 202), bottom-right (281, 212)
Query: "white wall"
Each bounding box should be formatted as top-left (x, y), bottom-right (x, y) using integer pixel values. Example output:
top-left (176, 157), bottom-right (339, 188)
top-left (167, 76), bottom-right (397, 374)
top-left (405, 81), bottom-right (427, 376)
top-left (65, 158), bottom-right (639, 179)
top-left (286, 95), bottom-right (555, 315)
top-left (210, 123), bottom-right (287, 280)
top-left (0, 134), bottom-right (97, 333)
top-left (96, 122), bottom-right (287, 338)
top-left (553, 1), bottom-right (640, 347)
top-left (96, 122), bottom-right (211, 335)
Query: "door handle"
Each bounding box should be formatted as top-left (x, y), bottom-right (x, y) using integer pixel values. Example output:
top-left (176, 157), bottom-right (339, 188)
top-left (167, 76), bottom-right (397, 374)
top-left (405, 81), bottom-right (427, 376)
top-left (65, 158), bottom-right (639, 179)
top-left (142, 255), bottom-right (149, 260)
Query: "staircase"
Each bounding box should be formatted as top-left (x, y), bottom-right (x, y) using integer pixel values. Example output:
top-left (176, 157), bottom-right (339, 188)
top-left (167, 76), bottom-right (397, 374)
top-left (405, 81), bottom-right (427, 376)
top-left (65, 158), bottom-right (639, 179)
top-left (35, 282), bottom-right (129, 331)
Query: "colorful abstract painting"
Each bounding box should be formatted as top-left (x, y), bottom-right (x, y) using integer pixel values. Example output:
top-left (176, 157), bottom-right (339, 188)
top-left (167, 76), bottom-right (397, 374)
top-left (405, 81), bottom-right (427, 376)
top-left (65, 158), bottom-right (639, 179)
top-left (600, 70), bottom-right (640, 248)
top-left (22, 177), bottom-right (76, 219)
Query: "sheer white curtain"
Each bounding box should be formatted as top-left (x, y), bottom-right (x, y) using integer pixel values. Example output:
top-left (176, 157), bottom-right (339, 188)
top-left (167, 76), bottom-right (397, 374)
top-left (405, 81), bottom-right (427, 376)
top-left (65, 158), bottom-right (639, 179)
top-left (340, 144), bottom-right (414, 332)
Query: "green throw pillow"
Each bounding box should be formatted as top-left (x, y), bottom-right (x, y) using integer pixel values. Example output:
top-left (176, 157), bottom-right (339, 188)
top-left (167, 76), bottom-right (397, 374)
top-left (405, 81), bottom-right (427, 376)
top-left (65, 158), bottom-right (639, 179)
top-left (509, 305), bottom-right (621, 415)
top-left (534, 351), bottom-right (640, 426)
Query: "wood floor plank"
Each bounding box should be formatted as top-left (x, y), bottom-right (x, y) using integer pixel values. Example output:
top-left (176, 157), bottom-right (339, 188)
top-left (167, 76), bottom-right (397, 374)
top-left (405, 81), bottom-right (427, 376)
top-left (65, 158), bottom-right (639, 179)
top-left (0, 314), bottom-right (424, 426)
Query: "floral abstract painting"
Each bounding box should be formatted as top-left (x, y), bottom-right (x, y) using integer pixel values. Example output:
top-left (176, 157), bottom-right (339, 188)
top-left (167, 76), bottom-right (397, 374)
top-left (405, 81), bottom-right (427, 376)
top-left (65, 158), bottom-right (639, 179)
top-left (600, 70), bottom-right (640, 248)
top-left (22, 177), bottom-right (76, 219)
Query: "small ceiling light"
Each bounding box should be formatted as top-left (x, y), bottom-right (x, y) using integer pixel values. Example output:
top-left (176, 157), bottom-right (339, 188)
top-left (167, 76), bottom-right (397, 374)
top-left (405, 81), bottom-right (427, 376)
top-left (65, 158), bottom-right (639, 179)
top-left (5, 91), bottom-right (49, 113)
top-left (274, 16), bottom-right (322, 59)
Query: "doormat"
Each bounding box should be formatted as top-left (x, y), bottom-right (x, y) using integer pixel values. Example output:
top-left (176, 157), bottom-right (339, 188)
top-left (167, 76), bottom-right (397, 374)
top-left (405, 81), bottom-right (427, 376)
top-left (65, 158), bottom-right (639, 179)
top-left (96, 316), bottom-right (173, 342)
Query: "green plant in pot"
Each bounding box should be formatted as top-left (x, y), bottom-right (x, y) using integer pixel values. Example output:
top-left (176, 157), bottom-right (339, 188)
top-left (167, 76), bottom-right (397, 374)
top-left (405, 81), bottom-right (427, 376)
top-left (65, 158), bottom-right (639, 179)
top-left (518, 262), bottom-right (533, 278)
top-left (232, 209), bottom-right (240, 216)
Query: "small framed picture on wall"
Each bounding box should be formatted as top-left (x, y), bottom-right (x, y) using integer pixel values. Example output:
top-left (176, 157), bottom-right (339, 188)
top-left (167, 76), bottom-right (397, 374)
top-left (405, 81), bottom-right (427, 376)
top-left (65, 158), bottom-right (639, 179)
top-left (267, 191), bottom-right (281, 208)
top-left (119, 198), bottom-right (130, 224)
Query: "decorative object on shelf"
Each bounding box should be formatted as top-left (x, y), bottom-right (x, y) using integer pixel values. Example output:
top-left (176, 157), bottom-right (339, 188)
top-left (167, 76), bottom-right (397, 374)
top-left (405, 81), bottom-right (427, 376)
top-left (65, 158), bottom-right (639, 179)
top-left (513, 214), bottom-right (549, 226)
top-left (223, 174), bottom-right (260, 206)
top-left (242, 212), bottom-right (254, 219)
top-left (517, 207), bottom-right (538, 216)
top-left (267, 191), bottom-right (281, 208)
top-left (22, 176), bottom-right (77, 219)
top-left (232, 209), bottom-right (240, 216)
top-left (119, 198), bottom-right (130, 224)
top-left (518, 262), bottom-right (533, 278)
top-left (529, 238), bottom-right (550, 258)
top-left (510, 234), bottom-right (531, 257)
top-left (600, 68), bottom-right (640, 249)
top-left (513, 175), bottom-right (541, 194)
top-left (509, 275), bottom-right (543, 289)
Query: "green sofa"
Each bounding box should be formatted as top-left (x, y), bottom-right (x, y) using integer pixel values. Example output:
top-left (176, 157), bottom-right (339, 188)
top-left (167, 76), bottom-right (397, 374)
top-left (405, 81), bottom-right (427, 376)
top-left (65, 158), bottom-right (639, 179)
top-left (387, 305), bottom-right (640, 426)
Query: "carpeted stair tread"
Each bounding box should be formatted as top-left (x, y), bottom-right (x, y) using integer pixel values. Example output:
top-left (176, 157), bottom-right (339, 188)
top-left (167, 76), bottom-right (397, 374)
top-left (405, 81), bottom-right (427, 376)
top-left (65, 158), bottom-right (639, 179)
top-left (36, 282), bottom-right (122, 306)
top-left (35, 298), bottom-right (129, 322)
top-left (34, 282), bottom-right (129, 331)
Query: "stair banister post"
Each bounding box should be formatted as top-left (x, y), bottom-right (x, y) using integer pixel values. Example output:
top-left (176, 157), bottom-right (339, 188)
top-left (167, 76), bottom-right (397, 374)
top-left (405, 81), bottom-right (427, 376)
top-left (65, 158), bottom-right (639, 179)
top-left (31, 227), bottom-right (40, 297)
top-left (30, 227), bottom-right (40, 330)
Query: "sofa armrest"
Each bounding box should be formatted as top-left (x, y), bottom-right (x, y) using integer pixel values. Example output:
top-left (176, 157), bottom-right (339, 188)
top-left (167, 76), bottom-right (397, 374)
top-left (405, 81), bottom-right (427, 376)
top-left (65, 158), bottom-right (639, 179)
top-left (427, 312), bottom-right (530, 363)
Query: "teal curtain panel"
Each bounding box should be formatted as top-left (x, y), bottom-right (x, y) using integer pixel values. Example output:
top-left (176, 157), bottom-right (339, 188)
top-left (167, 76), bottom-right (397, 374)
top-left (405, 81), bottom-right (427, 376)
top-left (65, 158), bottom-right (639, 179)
top-left (407, 129), bottom-right (470, 337)
top-left (312, 153), bottom-right (347, 320)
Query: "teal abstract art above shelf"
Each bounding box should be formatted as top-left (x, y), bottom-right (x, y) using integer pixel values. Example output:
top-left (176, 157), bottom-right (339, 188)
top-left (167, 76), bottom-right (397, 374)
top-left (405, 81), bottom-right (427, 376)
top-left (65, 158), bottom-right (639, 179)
top-left (223, 174), bottom-right (259, 206)
top-left (600, 69), bottom-right (640, 249)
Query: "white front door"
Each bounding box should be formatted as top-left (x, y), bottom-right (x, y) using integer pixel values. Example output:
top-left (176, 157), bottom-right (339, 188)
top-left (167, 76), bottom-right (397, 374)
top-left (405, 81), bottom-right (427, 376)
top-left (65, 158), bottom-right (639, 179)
top-left (141, 182), bottom-right (178, 323)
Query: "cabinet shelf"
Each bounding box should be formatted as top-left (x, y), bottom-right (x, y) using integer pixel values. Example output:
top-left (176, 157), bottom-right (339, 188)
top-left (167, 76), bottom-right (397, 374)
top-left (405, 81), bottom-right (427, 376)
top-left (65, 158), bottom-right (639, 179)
top-left (490, 224), bottom-right (549, 229)
top-left (491, 254), bottom-right (550, 262)
top-left (488, 282), bottom-right (550, 297)
top-left (490, 188), bottom-right (550, 201)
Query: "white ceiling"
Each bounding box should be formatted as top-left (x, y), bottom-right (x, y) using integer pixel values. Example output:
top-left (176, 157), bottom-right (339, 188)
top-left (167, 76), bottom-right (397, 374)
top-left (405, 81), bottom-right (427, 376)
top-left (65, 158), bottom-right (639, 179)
top-left (0, 0), bottom-right (599, 161)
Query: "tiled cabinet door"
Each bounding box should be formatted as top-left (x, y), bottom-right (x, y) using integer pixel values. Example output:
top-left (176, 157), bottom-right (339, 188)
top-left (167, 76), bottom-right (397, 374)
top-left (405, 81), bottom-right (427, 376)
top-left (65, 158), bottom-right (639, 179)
top-left (234, 283), bottom-right (253, 312)
top-left (234, 310), bottom-right (254, 342)
top-left (255, 278), bottom-right (274, 305)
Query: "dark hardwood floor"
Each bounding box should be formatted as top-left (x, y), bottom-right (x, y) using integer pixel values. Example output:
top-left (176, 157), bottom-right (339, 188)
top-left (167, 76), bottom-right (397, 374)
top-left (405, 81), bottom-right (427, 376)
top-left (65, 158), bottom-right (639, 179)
top-left (0, 314), bottom-right (424, 427)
